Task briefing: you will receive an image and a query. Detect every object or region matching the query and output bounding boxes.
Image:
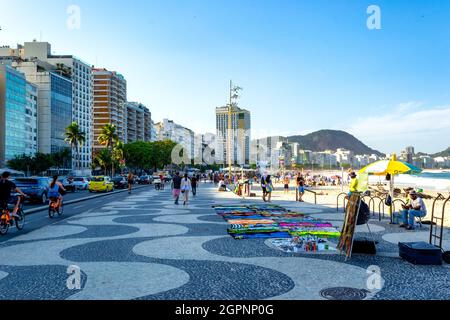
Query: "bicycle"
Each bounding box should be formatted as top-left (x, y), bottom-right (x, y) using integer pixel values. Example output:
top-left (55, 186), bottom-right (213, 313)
top-left (0, 194), bottom-right (26, 236)
top-left (48, 197), bottom-right (63, 218)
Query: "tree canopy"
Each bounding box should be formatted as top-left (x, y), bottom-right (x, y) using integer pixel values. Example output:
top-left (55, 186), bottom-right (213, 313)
top-left (123, 140), bottom-right (177, 172)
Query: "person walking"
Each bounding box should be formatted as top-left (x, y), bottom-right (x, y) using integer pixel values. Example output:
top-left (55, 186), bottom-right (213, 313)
top-left (261, 174), bottom-right (268, 202)
top-left (172, 172), bottom-right (182, 205)
top-left (191, 175), bottom-right (198, 197)
top-left (180, 173), bottom-right (192, 206)
top-left (127, 173), bottom-right (134, 194)
top-left (297, 174), bottom-right (305, 202)
top-left (265, 175), bottom-right (274, 203)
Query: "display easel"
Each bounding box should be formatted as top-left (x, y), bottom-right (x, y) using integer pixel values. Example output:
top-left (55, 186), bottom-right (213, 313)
top-left (338, 191), bottom-right (376, 261)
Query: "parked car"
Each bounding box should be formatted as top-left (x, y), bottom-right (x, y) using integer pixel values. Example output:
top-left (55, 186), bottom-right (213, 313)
top-left (88, 176), bottom-right (114, 193)
top-left (59, 177), bottom-right (77, 193)
top-left (73, 177), bottom-right (89, 190)
top-left (112, 176), bottom-right (127, 189)
top-left (138, 175), bottom-right (151, 185)
top-left (14, 177), bottom-right (49, 204)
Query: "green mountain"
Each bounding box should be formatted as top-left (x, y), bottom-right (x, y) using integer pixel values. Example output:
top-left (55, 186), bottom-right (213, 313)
top-left (286, 130), bottom-right (384, 156)
top-left (432, 147), bottom-right (450, 157)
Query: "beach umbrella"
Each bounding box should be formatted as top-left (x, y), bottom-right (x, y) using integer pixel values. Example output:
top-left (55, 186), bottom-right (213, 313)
top-left (359, 155), bottom-right (422, 176)
top-left (359, 154), bottom-right (422, 223)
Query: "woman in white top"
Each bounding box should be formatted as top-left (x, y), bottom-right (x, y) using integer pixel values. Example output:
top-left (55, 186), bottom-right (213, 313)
top-left (180, 173), bottom-right (192, 206)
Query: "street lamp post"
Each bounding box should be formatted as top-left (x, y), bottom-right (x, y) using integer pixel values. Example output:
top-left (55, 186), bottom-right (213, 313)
top-left (227, 81), bottom-right (242, 179)
top-left (228, 81), bottom-right (233, 178)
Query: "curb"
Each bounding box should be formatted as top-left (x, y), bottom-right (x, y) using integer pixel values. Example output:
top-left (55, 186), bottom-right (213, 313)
top-left (25, 185), bottom-right (151, 215)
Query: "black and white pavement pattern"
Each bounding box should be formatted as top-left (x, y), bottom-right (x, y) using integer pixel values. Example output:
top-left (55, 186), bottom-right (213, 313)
top-left (0, 184), bottom-right (449, 300)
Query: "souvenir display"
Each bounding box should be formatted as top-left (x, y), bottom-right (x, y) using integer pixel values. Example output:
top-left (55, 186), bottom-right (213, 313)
top-left (214, 204), bottom-right (341, 243)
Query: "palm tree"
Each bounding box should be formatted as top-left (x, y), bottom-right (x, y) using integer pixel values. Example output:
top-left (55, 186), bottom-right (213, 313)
top-left (64, 122), bottom-right (86, 174)
top-left (93, 149), bottom-right (112, 175)
top-left (98, 124), bottom-right (119, 176)
top-left (112, 141), bottom-right (125, 173)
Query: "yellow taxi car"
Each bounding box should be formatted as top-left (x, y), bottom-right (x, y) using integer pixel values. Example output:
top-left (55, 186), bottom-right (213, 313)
top-left (88, 176), bottom-right (114, 193)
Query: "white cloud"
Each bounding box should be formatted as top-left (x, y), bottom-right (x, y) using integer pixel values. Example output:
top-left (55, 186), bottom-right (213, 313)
top-left (396, 101), bottom-right (423, 113)
top-left (346, 103), bottom-right (450, 154)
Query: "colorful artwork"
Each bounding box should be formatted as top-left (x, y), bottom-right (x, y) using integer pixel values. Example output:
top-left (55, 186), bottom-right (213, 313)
top-left (214, 204), bottom-right (341, 242)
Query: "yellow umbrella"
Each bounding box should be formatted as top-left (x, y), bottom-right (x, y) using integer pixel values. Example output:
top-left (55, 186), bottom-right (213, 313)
top-left (359, 154), bottom-right (422, 176)
top-left (359, 154), bottom-right (422, 223)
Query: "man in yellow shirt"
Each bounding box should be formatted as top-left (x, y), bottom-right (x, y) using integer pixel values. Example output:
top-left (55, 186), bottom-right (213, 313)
top-left (348, 172), bottom-right (358, 197)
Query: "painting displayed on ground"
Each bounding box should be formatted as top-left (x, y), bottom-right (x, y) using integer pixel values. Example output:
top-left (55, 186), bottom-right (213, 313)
top-left (214, 204), bottom-right (341, 253)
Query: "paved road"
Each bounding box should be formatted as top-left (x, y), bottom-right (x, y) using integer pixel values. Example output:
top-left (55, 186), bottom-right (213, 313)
top-left (0, 183), bottom-right (449, 300)
top-left (1, 185), bottom-right (153, 243)
top-left (21, 185), bottom-right (142, 211)
top-left (23, 189), bottom-right (92, 210)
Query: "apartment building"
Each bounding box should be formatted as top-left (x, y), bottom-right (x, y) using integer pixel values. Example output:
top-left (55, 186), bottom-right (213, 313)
top-left (126, 102), bottom-right (152, 143)
top-left (155, 119), bottom-right (195, 160)
top-left (1, 41), bottom-right (94, 174)
top-left (92, 68), bottom-right (127, 154)
top-left (216, 106), bottom-right (251, 165)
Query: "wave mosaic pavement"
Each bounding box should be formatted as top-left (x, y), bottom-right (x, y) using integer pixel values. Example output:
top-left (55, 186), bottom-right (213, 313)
top-left (0, 185), bottom-right (449, 300)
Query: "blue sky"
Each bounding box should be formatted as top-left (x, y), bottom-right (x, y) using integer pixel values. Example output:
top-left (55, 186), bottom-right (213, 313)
top-left (1, 0), bottom-right (450, 154)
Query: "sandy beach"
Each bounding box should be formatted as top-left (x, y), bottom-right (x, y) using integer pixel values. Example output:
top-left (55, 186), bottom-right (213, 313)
top-left (245, 182), bottom-right (450, 227)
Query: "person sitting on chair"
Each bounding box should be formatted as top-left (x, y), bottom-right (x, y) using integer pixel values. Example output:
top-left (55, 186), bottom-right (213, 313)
top-left (400, 190), bottom-right (427, 230)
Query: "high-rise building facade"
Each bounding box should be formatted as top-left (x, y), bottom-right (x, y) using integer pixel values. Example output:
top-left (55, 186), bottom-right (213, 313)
top-left (126, 102), bottom-right (152, 143)
top-left (13, 60), bottom-right (72, 154)
top-left (92, 68), bottom-right (127, 154)
top-left (1, 41), bottom-right (93, 174)
top-left (25, 82), bottom-right (38, 156)
top-left (401, 146), bottom-right (415, 164)
top-left (0, 64), bottom-right (29, 164)
top-left (46, 56), bottom-right (93, 175)
top-left (216, 106), bottom-right (251, 165)
top-left (150, 120), bottom-right (157, 142)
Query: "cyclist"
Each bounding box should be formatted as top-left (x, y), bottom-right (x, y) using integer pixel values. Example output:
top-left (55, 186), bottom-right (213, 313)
top-left (0, 171), bottom-right (27, 218)
top-left (48, 175), bottom-right (66, 211)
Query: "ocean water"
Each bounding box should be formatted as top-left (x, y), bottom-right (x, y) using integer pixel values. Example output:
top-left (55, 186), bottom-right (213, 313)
top-left (369, 171), bottom-right (450, 191)
top-left (418, 172), bottom-right (450, 180)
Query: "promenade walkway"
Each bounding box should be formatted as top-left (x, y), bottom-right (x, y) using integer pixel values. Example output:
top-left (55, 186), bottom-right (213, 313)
top-left (0, 184), bottom-right (449, 300)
